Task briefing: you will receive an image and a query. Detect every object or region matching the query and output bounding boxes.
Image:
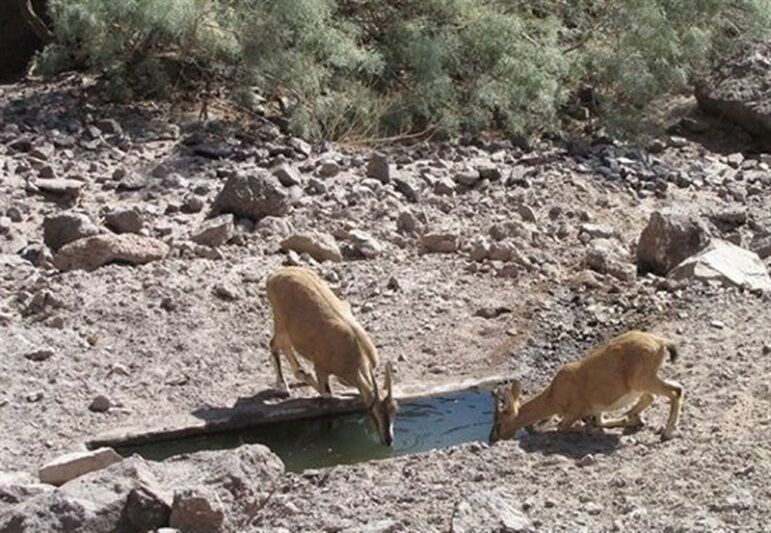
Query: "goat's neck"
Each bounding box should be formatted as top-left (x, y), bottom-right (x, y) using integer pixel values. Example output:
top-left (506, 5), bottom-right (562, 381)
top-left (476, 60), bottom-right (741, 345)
top-left (513, 387), bottom-right (558, 427)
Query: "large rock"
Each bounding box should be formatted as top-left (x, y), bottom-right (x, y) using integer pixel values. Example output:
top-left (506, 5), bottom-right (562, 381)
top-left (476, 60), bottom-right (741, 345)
top-left (191, 214), bottom-right (235, 248)
top-left (2, 456), bottom-right (171, 532)
top-left (58, 456), bottom-right (170, 532)
top-left (158, 444), bottom-right (283, 530)
top-left (281, 232), bottom-right (342, 262)
top-left (38, 448), bottom-right (123, 486)
top-left (43, 212), bottom-right (101, 251)
top-left (0, 471), bottom-right (53, 506)
top-left (169, 487), bottom-right (224, 533)
top-left (670, 239), bottom-right (771, 291)
top-left (696, 40), bottom-right (771, 148)
top-left (451, 488), bottom-right (534, 533)
top-left (212, 172), bottom-right (290, 220)
top-left (0, 490), bottom-right (102, 532)
top-left (54, 234), bottom-right (169, 271)
top-left (637, 211), bottom-right (711, 275)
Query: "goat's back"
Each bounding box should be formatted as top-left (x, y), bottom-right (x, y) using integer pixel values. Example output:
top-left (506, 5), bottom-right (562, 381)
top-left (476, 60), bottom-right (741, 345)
top-left (266, 266), bottom-right (378, 377)
top-left (556, 331), bottom-right (671, 410)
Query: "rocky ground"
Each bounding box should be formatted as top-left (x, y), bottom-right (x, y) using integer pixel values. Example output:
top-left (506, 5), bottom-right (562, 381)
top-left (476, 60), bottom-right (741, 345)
top-left (1, 70), bottom-right (771, 532)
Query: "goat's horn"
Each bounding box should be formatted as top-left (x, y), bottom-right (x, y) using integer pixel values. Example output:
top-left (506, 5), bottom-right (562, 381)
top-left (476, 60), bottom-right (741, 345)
top-left (384, 362), bottom-right (394, 398)
top-left (370, 367), bottom-right (380, 400)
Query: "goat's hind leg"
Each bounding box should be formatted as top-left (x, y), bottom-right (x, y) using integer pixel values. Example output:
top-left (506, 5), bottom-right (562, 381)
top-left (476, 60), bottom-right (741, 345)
top-left (272, 332), bottom-right (322, 393)
top-left (269, 335), bottom-right (290, 393)
top-left (620, 393), bottom-right (654, 428)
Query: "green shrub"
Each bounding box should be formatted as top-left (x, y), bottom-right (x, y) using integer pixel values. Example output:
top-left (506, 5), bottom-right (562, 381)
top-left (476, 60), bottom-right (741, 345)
top-left (37, 0), bottom-right (239, 99)
top-left (35, 0), bottom-right (771, 140)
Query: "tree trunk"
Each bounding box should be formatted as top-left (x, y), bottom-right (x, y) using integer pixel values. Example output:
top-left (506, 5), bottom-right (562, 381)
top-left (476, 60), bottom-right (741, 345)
top-left (17, 0), bottom-right (53, 44)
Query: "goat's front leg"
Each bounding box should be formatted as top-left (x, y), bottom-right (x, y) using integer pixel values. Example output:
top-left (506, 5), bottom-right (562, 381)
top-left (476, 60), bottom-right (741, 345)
top-left (315, 367), bottom-right (332, 397)
top-left (557, 414), bottom-right (582, 432)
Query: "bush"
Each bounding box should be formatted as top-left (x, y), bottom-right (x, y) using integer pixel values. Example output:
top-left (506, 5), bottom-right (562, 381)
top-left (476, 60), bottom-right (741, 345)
top-left (37, 0), bottom-right (239, 99)
top-left (35, 0), bottom-right (771, 140)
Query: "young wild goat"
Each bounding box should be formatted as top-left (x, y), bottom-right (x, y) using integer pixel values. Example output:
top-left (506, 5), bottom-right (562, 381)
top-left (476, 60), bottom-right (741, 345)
top-left (266, 266), bottom-right (397, 446)
top-left (490, 331), bottom-right (683, 442)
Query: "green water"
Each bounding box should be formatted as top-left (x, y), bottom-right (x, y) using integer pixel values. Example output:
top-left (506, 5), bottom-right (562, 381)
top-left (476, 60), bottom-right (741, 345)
top-left (116, 390), bottom-right (494, 472)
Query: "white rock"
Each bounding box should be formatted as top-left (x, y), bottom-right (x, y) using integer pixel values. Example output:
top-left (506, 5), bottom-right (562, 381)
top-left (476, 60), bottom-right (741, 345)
top-left (670, 239), bottom-right (771, 291)
top-left (281, 232), bottom-right (343, 262)
top-left (348, 230), bottom-right (384, 259)
top-left (38, 448), bottom-right (123, 486)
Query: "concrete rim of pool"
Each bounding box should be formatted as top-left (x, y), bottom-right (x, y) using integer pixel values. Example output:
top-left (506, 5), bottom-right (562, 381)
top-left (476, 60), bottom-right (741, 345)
top-left (86, 374), bottom-right (514, 459)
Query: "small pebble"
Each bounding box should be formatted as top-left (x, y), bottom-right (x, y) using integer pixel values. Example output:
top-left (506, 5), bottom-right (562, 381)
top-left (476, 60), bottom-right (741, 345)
top-left (89, 394), bottom-right (112, 412)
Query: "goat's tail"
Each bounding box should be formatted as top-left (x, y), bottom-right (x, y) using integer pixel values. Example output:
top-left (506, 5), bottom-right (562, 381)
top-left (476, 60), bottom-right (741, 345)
top-left (665, 342), bottom-right (679, 364)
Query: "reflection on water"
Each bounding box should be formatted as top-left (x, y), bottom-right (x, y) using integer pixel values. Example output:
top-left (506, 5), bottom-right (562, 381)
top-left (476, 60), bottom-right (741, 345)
top-left (116, 390), bottom-right (494, 472)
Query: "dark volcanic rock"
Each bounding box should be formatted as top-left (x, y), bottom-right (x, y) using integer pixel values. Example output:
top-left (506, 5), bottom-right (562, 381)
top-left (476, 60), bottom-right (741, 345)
top-left (696, 39), bottom-right (771, 148)
top-left (212, 172), bottom-right (290, 220)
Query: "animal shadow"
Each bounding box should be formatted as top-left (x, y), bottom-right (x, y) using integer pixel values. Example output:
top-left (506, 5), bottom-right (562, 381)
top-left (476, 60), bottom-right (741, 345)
top-left (518, 430), bottom-right (622, 459)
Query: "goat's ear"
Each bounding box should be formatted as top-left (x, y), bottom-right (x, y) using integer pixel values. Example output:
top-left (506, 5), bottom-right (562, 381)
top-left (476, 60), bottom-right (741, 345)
top-left (384, 362), bottom-right (394, 400)
top-left (510, 380), bottom-right (523, 400)
top-left (506, 380), bottom-right (522, 411)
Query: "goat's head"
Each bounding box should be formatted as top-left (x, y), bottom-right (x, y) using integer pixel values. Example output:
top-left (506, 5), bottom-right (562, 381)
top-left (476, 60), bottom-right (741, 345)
top-left (366, 362), bottom-right (398, 446)
top-left (489, 380), bottom-right (523, 443)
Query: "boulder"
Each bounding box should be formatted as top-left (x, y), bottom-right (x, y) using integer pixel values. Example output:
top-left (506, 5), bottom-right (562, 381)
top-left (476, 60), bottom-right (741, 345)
top-left (43, 212), bottom-right (101, 251)
top-left (169, 487), bottom-right (224, 533)
top-left (670, 239), bottom-right (771, 291)
top-left (58, 457), bottom-right (170, 530)
top-left (54, 234), bottom-right (169, 271)
top-left (451, 488), bottom-right (534, 533)
top-left (38, 448), bottom-right (123, 486)
top-left (157, 444), bottom-right (284, 512)
top-left (0, 471), bottom-right (53, 506)
top-left (191, 214), bottom-right (235, 248)
top-left (281, 232), bottom-right (342, 263)
top-left (637, 211), bottom-right (711, 275)
top-left (0, 490), bottom-right (102, 532)
top-left (105, 208), bottom-right (143, 234)
top-left (212, 173), bottom-right (290, 220)
top-left (695, 40), bottom-right (771, 149)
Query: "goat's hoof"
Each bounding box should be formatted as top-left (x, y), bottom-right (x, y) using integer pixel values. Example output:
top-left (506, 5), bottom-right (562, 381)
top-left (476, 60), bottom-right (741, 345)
top-left (659, 430), bottom-right (675, 442)
top-left (269, 387), bottom-right (291, 399)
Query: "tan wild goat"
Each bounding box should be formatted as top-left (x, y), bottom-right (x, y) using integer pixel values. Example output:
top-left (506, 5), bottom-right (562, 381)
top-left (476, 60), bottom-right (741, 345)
top-left (266, 266), bottom-right (397, 446)
top-left (490, 331), bottom-right (683, 442)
